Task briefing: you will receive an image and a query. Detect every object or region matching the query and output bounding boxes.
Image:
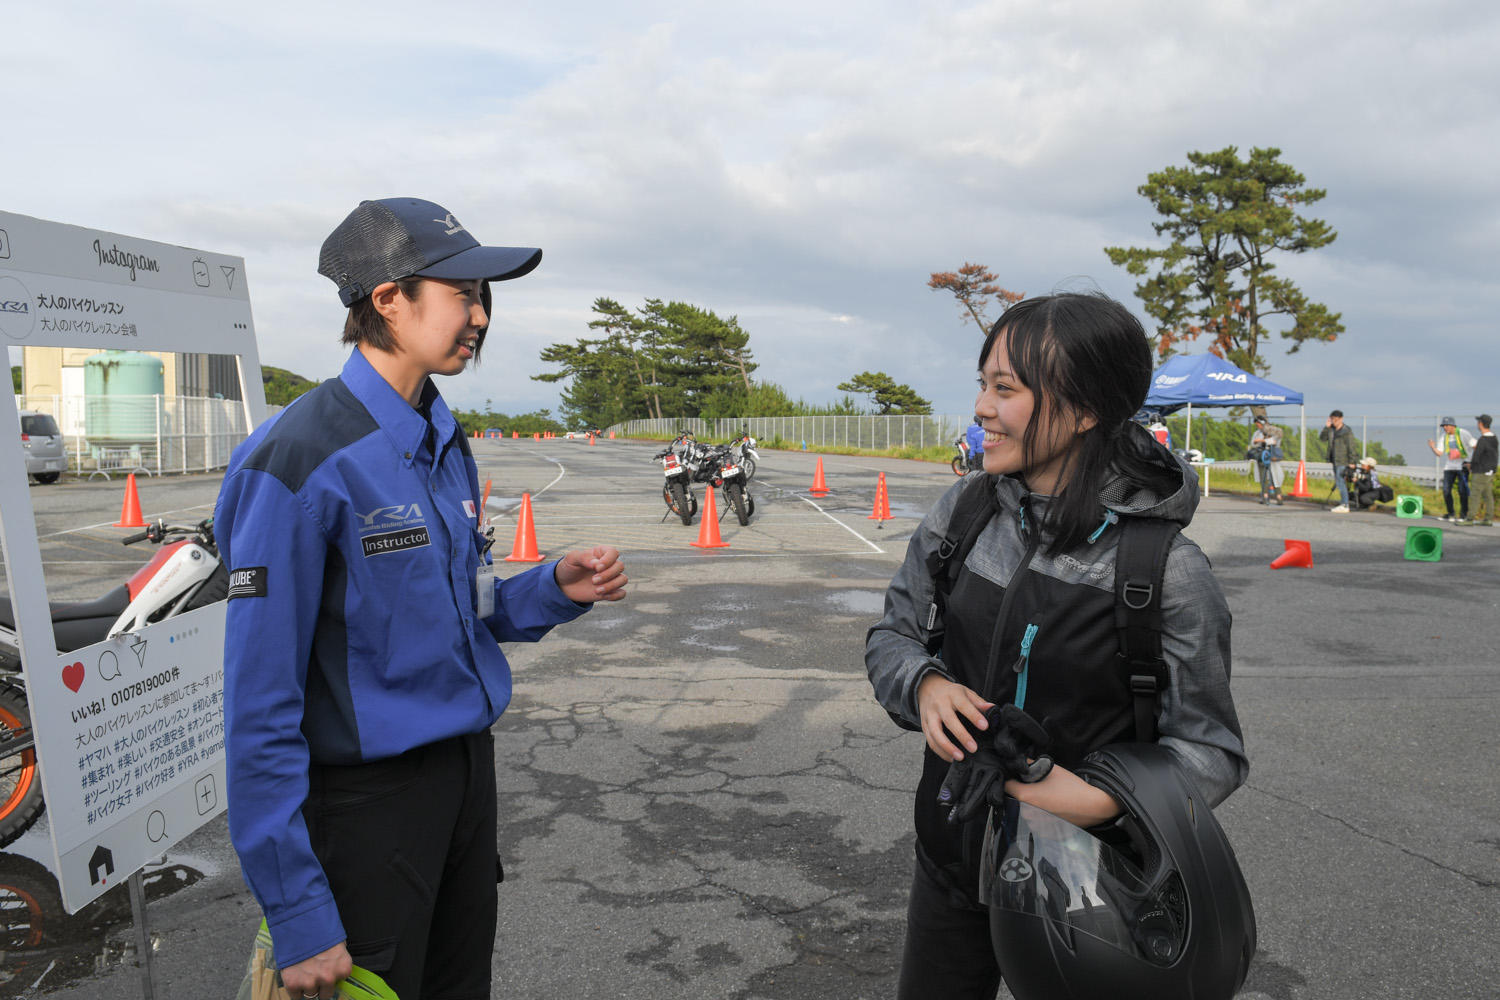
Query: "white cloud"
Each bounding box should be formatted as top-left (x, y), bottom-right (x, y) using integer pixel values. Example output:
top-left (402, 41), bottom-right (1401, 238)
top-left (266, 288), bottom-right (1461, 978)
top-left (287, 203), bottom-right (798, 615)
top-left (6, 0), bottom-right (1499, 420)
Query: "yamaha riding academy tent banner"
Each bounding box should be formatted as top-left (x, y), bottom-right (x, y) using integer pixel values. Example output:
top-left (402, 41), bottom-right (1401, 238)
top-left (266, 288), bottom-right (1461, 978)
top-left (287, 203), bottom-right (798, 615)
top-left (1141, 354), bottom-right (1306, 463)
top-left (1143, 354), bottom-right (1304, 412)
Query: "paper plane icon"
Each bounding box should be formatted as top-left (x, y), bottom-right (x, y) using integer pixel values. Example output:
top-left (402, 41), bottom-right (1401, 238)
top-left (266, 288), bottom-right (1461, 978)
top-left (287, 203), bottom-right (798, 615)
top-left (220, 265), bottom-right (237, 289)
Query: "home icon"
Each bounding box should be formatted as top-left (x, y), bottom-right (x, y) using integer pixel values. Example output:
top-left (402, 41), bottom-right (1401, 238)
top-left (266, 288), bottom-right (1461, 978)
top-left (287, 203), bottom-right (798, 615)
top-left (88, 844), bottom-right (115, 886)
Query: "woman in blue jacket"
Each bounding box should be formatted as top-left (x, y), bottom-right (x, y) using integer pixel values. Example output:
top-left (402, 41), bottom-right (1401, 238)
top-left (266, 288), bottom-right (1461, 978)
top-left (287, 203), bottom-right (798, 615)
top-left (216, 198), bottom-right (628, 1000)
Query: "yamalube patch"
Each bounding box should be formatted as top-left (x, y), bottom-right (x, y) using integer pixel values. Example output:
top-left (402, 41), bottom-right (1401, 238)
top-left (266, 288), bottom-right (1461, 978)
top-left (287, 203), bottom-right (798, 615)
top-left (227, 566), bottom-right (268, 599)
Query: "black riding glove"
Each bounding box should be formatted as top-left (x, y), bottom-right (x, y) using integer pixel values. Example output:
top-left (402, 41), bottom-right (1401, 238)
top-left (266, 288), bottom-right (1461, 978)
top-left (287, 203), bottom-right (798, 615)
top-left (937, 704), bottom-right (1054, 824)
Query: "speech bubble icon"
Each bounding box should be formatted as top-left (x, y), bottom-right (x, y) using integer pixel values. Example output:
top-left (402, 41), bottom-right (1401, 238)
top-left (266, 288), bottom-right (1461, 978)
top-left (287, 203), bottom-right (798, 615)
top-left (62, 661), bottom-right (85, 692)
top-left (97, 649), bottom-right (121, 682)
top-left (146, 809), bottom-right (168, 843)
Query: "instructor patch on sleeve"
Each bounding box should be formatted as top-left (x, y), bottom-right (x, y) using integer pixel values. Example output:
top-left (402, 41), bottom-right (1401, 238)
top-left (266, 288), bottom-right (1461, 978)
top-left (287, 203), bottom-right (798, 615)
top-left (227, 567), bottom-right (268, 600)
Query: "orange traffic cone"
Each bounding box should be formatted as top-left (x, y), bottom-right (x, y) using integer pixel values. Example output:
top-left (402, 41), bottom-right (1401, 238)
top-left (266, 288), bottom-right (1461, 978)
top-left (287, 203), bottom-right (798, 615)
top-left (691, 488), bottom-right (731, 549)
top-left (504, 493), bottom-right (544, 562)
top-left (868, 472), bottom-right (892, 522)
top-left (115, 473), bottom-right (146, 528)
top-left (609, 431), bottom-right (616, 439)
top-left (588, 435), bottom-right (595, 446)
top-left (808, 457), bottom-right (830, 497)
top-left (512, 432), bottom-right (518, 439)
top-left (1289, 461), bottom-right (1312, 498)
top-left (1269, 539), bottom-right (1313, 569)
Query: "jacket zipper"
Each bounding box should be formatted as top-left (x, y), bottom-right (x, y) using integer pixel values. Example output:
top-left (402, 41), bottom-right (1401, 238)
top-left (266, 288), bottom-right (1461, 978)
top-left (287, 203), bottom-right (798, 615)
top-left (980, 495), bottom-right (1042, 700)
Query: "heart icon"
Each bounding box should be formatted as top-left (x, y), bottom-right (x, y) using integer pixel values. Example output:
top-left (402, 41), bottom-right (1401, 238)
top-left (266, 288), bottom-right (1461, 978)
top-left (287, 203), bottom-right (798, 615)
top-left (62, 662), bottom-right (85, 692)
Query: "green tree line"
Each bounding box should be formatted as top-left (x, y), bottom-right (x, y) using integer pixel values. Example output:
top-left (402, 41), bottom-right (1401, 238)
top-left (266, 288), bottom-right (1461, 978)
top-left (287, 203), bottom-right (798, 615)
top-left (534, 297), bottom-right (931, 429)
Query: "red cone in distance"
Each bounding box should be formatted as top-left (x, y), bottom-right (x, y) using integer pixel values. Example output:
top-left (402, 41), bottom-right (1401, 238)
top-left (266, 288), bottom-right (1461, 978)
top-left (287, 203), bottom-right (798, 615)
top-left (504, 493), bottom-right (544, 562)
top-left (1290, 461), bottom-right (1312, 498)
top-left (868, 472), bottom-right (892, 521)
top-left (691, 488), bottom-right (731, 549)
top-left (1269, 538), bottom-right (1313, 570)
top-left (809, 457), bottom-right (830, 497)
top-left (115, 473), bottom-right (146, 528)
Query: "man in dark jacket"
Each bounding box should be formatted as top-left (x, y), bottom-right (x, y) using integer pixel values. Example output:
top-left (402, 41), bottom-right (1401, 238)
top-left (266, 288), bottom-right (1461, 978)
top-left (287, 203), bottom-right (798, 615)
top-left (1319, 409), bottom-right (1359, 512)
top-left (1472, 414), bottom-right (1497, 526)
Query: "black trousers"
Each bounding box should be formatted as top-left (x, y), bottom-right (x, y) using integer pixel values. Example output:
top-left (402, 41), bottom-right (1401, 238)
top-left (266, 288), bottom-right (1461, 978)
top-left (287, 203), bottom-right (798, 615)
top-left (304, 730), bottom-right (500, 1000)
top-left (897, 850), bottom-right (1002, 1000)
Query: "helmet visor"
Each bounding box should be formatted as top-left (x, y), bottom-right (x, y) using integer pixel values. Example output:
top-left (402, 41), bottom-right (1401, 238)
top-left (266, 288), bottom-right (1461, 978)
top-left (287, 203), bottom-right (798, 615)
top-left (980, 799), bottom-right (1187, 967)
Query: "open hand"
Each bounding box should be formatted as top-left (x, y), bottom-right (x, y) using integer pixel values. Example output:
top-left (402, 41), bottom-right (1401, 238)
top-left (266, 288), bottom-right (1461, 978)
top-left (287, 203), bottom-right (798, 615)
top-left (555, 546), bottom-right (628, 603)
top-left (916, 673), bottom-right (994, 762)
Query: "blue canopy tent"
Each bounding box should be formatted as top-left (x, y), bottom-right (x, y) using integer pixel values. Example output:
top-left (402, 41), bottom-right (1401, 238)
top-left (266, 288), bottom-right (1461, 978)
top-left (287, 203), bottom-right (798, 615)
top-left (1142, 354), bottom-right (1306, 463)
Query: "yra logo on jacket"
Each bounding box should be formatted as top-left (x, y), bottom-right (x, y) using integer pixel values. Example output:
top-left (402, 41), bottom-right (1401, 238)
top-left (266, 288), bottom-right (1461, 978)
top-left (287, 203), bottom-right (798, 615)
top-left (356, 501), bottom-right (431, 557)
top-left (357, 503), bottom-right (425, 529)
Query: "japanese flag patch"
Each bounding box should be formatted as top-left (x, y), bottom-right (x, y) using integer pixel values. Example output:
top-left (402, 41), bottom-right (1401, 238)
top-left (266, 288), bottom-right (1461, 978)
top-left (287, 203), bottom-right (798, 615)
top-left (463, 499), bottom-right (477, 518)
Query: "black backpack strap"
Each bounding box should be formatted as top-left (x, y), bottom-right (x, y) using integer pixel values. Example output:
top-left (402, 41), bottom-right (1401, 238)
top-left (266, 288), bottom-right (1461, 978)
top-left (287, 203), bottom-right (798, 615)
top-left (1113, 517), bottom-right (1180, 742)
top-left (923, 474), bottom-right (1000, 655)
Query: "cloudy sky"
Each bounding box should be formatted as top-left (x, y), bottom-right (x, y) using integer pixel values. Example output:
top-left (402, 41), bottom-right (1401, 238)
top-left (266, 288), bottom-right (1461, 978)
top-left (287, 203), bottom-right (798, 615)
top-left (7, 0), bottom-right (1498, 422)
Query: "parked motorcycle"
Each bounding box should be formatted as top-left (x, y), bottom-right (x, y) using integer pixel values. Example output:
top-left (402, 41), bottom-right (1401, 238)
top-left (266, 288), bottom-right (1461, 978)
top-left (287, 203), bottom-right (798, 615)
top-left (0, 517), bottom-right (227, 847)
top-left (729, 430), bottom-right (760, 480)
top-left (951, 437), bottom-right (983, 476)
top-left (654, 444), bottom-right (698, 525)
top-left (714, 448), bottom-right (755, 526)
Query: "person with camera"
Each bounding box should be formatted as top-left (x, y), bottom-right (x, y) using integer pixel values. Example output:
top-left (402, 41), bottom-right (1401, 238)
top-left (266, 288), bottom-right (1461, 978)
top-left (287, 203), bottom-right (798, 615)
top-left (1319, 410), bottom-right (1359, 513)
top-left (1352, 457), bottom-right (1395, 510)
top-left (1247, 415), bottom-right (1285, 505)
top-left (1427, 416), bottom-right (1477, 523)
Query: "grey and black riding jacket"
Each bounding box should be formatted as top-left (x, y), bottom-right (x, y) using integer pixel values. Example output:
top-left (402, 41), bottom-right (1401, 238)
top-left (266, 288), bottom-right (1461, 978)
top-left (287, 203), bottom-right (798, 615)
top-left (865, 428), bottom-right (1248, 879)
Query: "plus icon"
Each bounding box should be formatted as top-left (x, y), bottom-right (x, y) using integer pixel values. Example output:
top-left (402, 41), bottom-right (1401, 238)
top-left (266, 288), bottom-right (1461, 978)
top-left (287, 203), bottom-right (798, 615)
top-left (194, 774), bottom-right (218, 816)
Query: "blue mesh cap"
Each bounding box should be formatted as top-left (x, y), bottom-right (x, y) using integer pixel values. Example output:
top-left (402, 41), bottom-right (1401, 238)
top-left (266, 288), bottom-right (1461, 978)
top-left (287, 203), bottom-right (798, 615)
top-left (318, 197), bottom-right (542, 306)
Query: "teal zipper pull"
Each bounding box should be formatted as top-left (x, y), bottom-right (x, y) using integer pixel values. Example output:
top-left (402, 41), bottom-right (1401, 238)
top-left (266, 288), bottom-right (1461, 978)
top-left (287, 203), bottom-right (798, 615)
top-left (1012, 622), bottom-right (1039, 710)
top-left (1088, 509), bottom-right (1119, 544)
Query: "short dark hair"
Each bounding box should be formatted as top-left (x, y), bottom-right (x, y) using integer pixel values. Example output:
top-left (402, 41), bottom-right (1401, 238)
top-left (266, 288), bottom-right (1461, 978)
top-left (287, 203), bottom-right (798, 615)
top-left (340, 277), bottom-right (490, 361)
top-left (978, 292), bottom-right (1176, 553)
top-left (1329, 409), bottom-right (1343, 418)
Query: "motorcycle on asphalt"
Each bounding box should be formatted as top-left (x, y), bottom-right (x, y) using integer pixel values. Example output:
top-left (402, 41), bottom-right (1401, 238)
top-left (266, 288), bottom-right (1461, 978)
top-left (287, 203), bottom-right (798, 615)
top-left (729, 430), bottom-right (760, 481)
top-left (705, 445), bottom-right (755, 526)
top-left (0, 517), bottom-right (228, 847)
top-left (655, 438), bottom-right (700, 525)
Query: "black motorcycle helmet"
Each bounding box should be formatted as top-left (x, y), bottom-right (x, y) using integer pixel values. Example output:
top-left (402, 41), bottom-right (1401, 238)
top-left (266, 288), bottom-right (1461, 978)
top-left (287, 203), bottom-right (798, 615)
top-left (980, 743), bottom-right (1256, 1000)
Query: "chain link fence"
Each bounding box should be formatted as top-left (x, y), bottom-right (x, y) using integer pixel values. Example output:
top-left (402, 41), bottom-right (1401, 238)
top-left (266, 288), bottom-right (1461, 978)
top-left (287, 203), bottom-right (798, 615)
top-left (16, 393), bottom-right (251, 477)
top-left (608, 414), bottom-right (975, 452)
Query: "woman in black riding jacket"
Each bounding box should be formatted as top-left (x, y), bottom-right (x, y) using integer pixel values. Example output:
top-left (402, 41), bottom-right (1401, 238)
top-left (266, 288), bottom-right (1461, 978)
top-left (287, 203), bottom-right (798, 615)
top-left (865, 292), bottom-right (1248, 999)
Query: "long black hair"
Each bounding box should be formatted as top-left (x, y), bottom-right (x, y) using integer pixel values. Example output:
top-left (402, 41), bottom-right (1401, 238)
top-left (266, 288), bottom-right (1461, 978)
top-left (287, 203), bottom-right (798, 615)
top-left (979, 292), bottom-right (1177, 552)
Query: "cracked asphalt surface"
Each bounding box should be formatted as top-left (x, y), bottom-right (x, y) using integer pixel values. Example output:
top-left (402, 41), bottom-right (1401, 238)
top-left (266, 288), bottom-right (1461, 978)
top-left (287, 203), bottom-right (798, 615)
top-left (4, 438), bottom-right (1497, 999)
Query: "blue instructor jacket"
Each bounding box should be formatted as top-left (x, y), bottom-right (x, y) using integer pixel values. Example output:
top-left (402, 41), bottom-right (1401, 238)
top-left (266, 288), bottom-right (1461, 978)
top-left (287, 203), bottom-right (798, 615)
top-left (215, 349), bottom-right (588, 968)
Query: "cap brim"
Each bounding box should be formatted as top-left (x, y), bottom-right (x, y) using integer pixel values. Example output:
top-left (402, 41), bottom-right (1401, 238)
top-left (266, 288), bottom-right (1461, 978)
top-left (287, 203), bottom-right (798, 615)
top-left (416, 245), bottom-right (542, 283)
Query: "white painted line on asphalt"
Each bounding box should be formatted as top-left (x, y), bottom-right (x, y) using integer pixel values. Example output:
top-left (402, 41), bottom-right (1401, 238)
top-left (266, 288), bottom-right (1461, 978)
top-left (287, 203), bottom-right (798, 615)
top-left (795, 494), bottom-right (885, 554)
top-left (36, 503), bottom-right (216, 539)
top-left (484, 458), bottom-right (567, 517)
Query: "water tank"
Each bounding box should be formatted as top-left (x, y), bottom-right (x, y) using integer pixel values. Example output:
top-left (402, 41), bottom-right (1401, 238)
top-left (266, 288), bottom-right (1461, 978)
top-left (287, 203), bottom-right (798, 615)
top-left (84, 351), bottom-right (164, 443)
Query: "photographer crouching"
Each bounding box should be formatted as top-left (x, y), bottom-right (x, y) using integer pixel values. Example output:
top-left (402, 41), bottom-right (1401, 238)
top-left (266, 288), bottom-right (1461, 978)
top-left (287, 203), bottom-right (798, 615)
top-left (1351, 457), bottom-right (1395, 511)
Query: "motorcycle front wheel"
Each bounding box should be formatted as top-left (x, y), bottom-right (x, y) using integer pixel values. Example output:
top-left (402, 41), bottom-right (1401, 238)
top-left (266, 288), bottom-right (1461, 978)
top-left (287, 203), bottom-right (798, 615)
top-left (741, 457), bottom-right (756, 480)
top-left (0, 682), bottom-right (45, 849)
top-left (669, 481), bottom-right (694, 526)
top-left (951, 456), bottom-right (965, 476)
top-left (726, 482), bottom-right (751, 526)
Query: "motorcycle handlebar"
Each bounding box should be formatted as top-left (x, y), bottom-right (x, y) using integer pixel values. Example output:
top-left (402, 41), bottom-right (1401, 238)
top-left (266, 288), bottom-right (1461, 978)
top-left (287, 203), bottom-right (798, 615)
top-left (121, 529), bottom-right (151, 545)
